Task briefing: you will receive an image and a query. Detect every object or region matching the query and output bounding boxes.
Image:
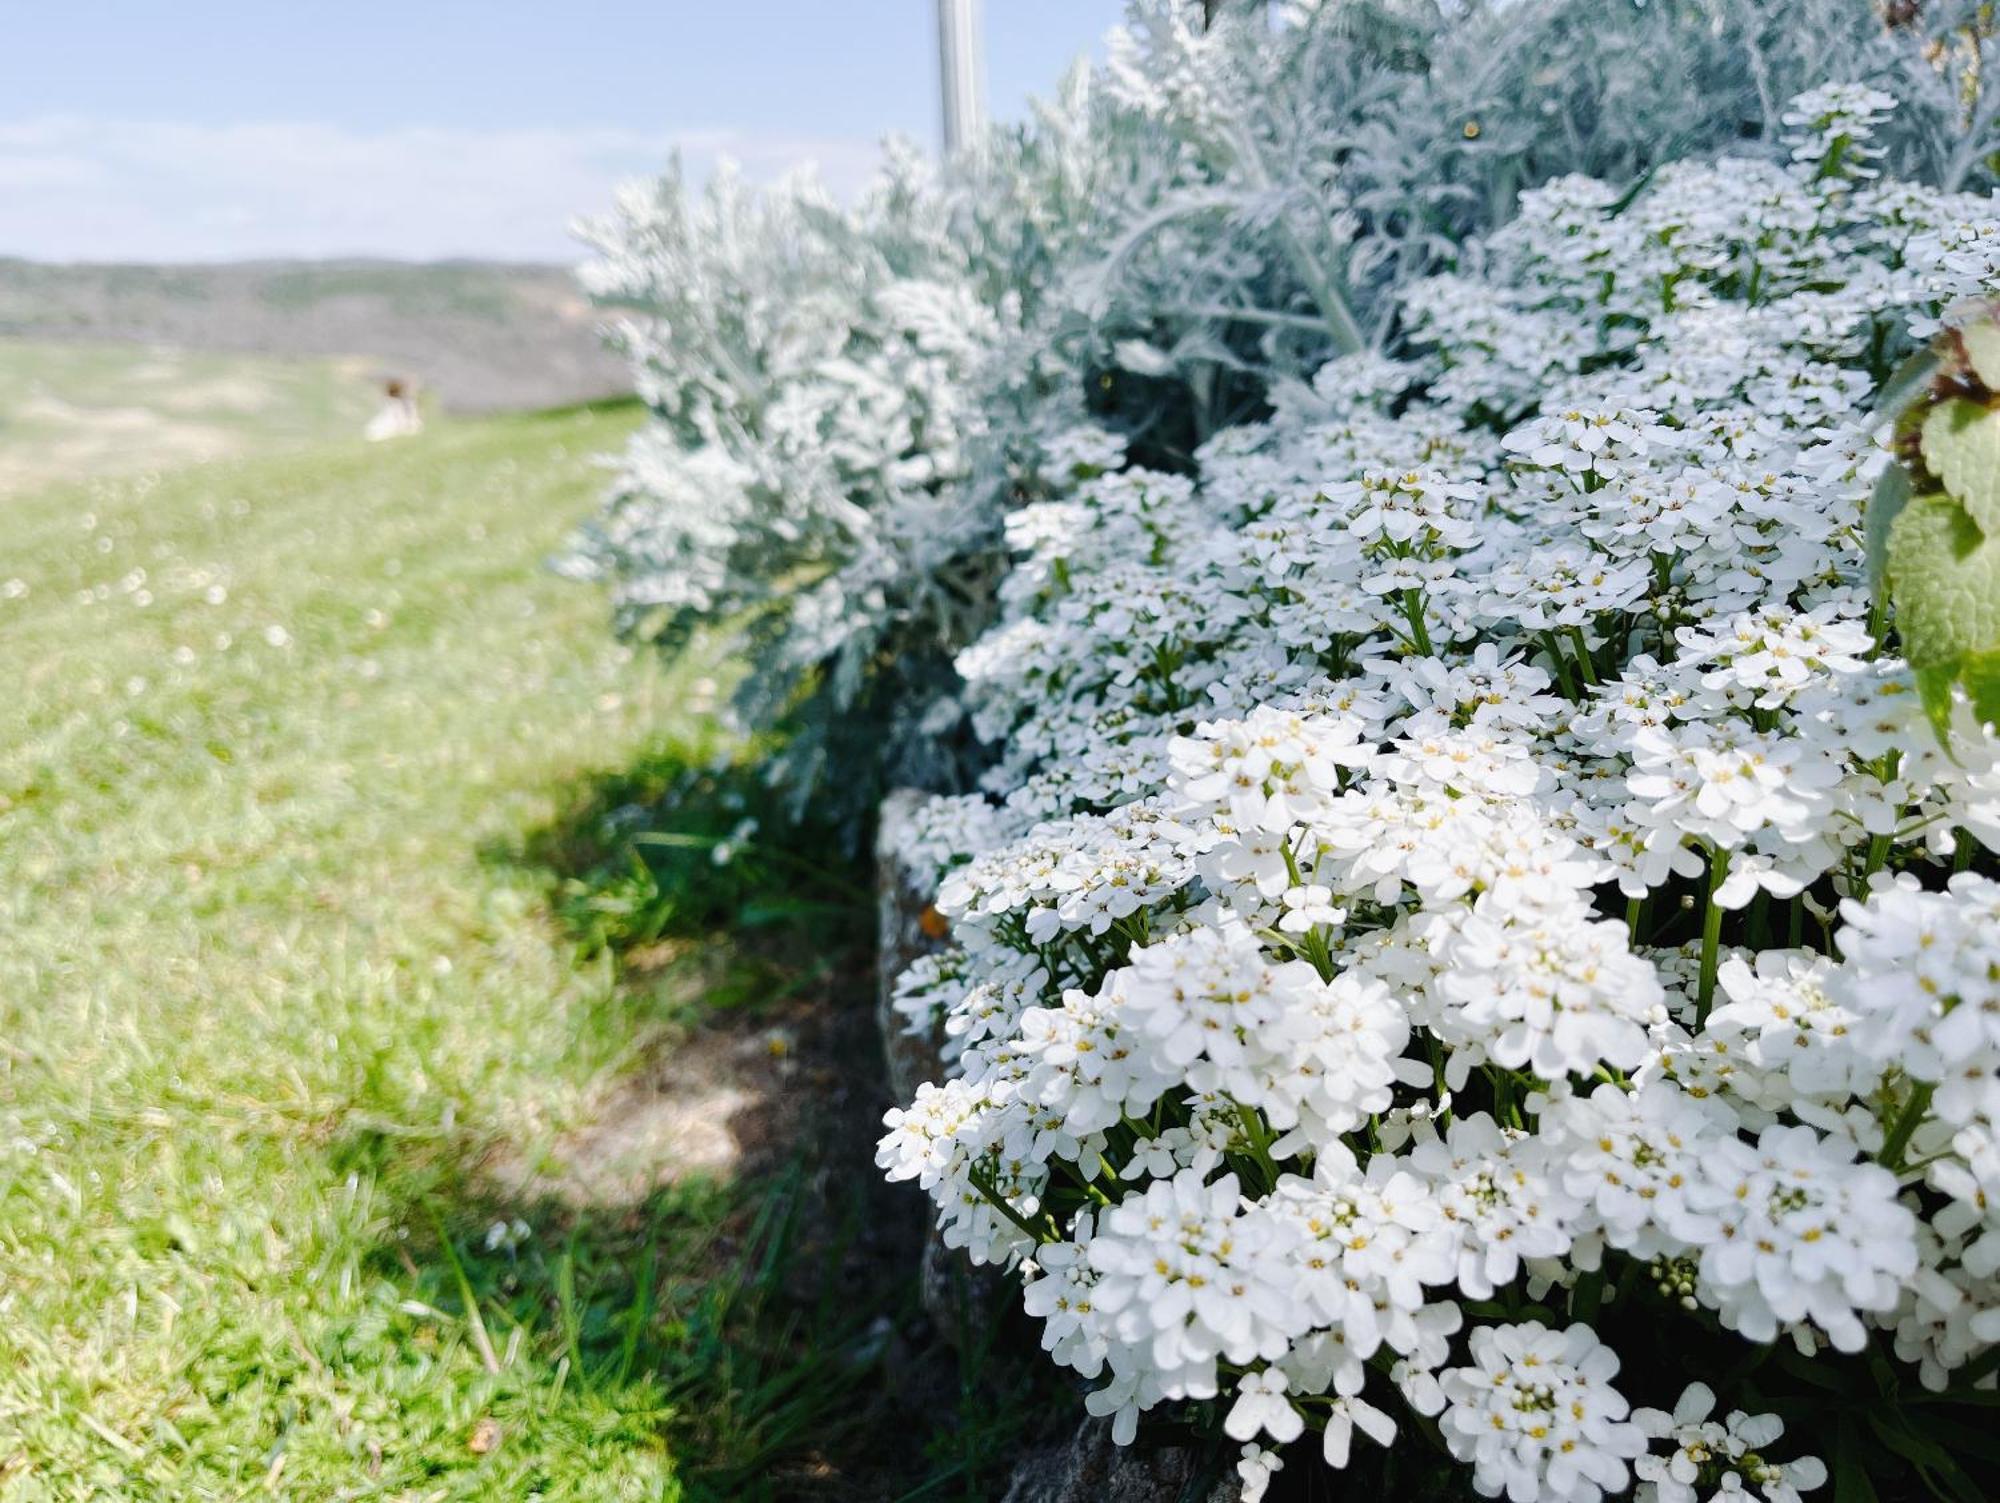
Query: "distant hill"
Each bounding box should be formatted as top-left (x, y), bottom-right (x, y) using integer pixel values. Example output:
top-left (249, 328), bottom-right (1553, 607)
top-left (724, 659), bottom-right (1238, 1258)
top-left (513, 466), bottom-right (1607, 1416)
top-left (0, 259), bottom-right (629, 414)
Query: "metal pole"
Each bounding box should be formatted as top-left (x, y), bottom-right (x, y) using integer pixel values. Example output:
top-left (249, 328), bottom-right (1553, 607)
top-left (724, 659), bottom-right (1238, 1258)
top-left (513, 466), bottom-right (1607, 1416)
top-left (936, 0), bottom-right (987, 157)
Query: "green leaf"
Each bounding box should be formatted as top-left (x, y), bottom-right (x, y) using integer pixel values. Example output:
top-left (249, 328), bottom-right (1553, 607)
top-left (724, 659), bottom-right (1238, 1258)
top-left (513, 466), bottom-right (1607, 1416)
top-left (1916, 661), bottom-right (1961, 741)
top-left (1866, 463), bottom-right (1912, 591)
top-left (1866, 1412), bottom-right (1990, 1503)
top-left (1774, 1342), bottom-right (1868, 1395)
top-left (1961, 318), bottom-right (2000, 391)
top-left (1834, 1427), bottom-right (1882, 1503)
top-left (1873, 346), bottom-right (1939, 423)
top-left (1964, 648), bottom-right (2000, 731)
top-left (1605, 162), bottom-right (1660, 217)
top-left (1906, 1410), bottom-right (2000, 1468)
top-left (1867, 1411), bottom-right (1947, 1471)
top-left (1888, 495), bottom-right (2000, 669)
top-left (1921, 398), bottom-right (2000, 535)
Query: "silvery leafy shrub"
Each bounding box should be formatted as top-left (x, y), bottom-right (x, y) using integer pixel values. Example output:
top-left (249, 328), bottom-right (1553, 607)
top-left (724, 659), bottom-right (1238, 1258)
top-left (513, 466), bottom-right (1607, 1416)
top-left (879, 92), bottom-right (2000, 1501)
top-left (566, 149), bottom-right (1005, 808)
top-left (571, 0), bottom-right (1998, 832)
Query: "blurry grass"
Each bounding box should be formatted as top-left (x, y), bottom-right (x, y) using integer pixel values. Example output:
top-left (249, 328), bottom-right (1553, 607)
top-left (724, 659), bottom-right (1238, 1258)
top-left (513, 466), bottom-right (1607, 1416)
top-left (0, 405), bottom-right (737, 1499)
top-left (0, 339), bottom-right (382, 497)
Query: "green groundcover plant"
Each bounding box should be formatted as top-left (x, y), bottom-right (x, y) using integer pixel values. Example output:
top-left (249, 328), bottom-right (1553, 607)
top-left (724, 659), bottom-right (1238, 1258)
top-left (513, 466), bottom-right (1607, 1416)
top-left (878, 87), bottom-right (2000, 1501)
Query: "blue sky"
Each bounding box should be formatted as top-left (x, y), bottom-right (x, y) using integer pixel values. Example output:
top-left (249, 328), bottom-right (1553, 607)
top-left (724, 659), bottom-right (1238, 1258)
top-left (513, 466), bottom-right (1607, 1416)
top-left (0, 2), bottom-right (1128, 263)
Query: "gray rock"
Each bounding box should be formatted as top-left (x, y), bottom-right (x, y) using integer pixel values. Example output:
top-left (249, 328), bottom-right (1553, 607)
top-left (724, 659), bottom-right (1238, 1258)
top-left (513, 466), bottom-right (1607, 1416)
top-left (876, 789), bottom-right (1007, 1338)
top-left (1000, 1417), bottom-right (1240, 1503)
top-left (875, 788), bottom-right (951, 1102)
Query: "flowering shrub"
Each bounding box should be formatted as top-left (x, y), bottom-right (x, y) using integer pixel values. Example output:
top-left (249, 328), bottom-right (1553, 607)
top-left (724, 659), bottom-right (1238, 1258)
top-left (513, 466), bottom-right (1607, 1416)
top-left (879, 90), bottom-right (2000, 1500)
top-left (573, 2), bottom-right (1998, 832)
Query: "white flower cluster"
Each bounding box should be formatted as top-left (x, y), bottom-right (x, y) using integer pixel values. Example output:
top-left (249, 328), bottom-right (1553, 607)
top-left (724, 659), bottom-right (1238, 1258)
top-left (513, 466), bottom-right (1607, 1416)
top-left (1633, 1382), bottom-right (1827, 1503)
top-left (879, 90), bottom-right (2000, 1501)
top-left (572, 0), bottom-right (1995, 829)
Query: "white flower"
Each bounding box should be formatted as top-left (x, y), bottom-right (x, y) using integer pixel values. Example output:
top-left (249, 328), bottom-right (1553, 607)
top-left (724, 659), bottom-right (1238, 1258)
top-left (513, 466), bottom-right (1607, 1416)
top-left (1236, 1442), bottom-right (1283, 1502)
top-left (1170, 706), bottom-right (1375, 835)
top-left (1705, 950), bottom-right (1876, 1102)
top-left (1086, 1170), bottom-right (1305, 1398)
top-left (864, 74), bottom-right (2000, 1481)
top-left (1022, 1234), bottom-right (1109, 1378)
top-left (1503, 406), bottom-right (1680, 479)
top-left (1624, 721), bottom-right (1843, 856)
top-left (1278, 882), bottom-right (1345, 934)
top-left (1224, 1367), bottom-right (1304, 1445)
top-left (1014, 982), bottom-right (1177, 1135)
top-left (1440, 1321), bottom-right (1647, 1503)
top-left (1319, 1393), bottom-right (1399, 1470)
top-left (1409, 1113), bottom-right (1582, 1298)
top-left (1430, 898), bottom-right (1667, 1077)
top-left (1830, 873), bottom-right (2000, 1127)
top-left (1681, 1123), bottom-right (1918, 1350)
top-left (1634, 1381), bottom-right (1828, 1503)
top-left (1541, 1080), bottom-right (1736, 1255)
top-left (1672, 606), bottom-right (1871, 711)
top-left (1110, 918), bottom-right (1409, 1141)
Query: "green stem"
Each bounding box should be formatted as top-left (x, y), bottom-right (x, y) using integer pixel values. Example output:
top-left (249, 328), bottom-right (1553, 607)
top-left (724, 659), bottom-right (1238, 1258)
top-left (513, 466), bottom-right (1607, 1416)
top-left (1542, 634), bottom-right (1579, 700)
top-left (1746, 890), bottom-right (1770, 953)
top-left (1865, 589), bottom-right (1890, 658)
top-left (1862, 752), bottom-right (1900, 881)
top-left (970, 1174), bottom-right (1051, 1246)
top-left (1568, 626), bottom-right (1600, 687)
top-left (1057, 1159), bottom-right (1112, 1207)
top-left (1234, 1102), bottom-right (1281, 1193)
top-left (1696, 845), bottom-right (1731, 1026)
top-left (1402, 590), bottom-right (1434, 656)
top-left (1879, 1082), bottom-right (1935, 1171)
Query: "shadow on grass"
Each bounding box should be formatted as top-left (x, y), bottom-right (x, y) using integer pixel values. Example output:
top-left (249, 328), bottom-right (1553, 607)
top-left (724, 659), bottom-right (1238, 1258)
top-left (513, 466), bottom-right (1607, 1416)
top-left (326, 734), bottom-right (1057, 1501)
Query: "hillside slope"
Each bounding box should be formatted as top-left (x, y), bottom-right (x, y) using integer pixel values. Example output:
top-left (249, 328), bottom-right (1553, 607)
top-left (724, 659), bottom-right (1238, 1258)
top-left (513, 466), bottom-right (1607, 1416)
top-left (0, 259), bottom-right (627, 413)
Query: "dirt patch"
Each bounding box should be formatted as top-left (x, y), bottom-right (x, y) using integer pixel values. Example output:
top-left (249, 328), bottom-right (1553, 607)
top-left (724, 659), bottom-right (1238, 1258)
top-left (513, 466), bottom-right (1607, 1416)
top-left (486, 1024), bottom-right (796, 1207)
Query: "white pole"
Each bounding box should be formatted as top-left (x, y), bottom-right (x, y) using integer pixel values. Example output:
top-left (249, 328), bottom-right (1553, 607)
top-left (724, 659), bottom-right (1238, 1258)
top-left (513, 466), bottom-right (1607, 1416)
top-left (936, 0), bottom-right (987, 158)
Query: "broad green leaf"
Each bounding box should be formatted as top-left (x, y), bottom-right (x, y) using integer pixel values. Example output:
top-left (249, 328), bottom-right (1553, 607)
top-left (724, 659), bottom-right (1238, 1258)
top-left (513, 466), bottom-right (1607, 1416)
top-left (1888, 495), bottom-right (2000, 668)
top-left (1906, 1410), bottom-right (2000, 1469)
top-left (1961, 318), bottom-right (2000, 391)
top-left (1833, 1428), bottom-right (1882, 1503)
top-left (1865, 1412), bottom-right (1954, 1482)
top-left (1865, 463), bottom-right (1912, 590)
top-left (1962, 647), bottom-right (2000, 730)
top-left (1916, 662), bottom-right (1959, 742)
top-left (1921, 398), bottom-right (2000, 535)
top-left (1872, 346), bottom-right (1938, 423)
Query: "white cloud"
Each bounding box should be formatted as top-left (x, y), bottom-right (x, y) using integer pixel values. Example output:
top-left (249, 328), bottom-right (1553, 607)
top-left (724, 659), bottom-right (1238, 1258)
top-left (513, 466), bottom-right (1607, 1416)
top-left (0, 116), bottom-right (885, 263)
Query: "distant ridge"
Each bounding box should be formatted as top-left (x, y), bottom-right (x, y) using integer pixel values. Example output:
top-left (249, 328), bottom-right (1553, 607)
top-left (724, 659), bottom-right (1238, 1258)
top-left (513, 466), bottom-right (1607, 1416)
top-left (0, 258), bottom-right (629, 413)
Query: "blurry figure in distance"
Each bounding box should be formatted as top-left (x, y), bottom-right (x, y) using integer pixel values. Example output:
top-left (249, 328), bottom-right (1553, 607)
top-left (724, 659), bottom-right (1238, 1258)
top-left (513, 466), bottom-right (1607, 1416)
top-left (365, 377), bottom-right (423, 442)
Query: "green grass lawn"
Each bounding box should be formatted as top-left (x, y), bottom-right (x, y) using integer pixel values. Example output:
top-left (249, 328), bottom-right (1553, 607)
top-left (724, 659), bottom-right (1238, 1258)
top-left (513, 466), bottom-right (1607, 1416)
top-left (0, 404), bottom-right (778, 1500)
